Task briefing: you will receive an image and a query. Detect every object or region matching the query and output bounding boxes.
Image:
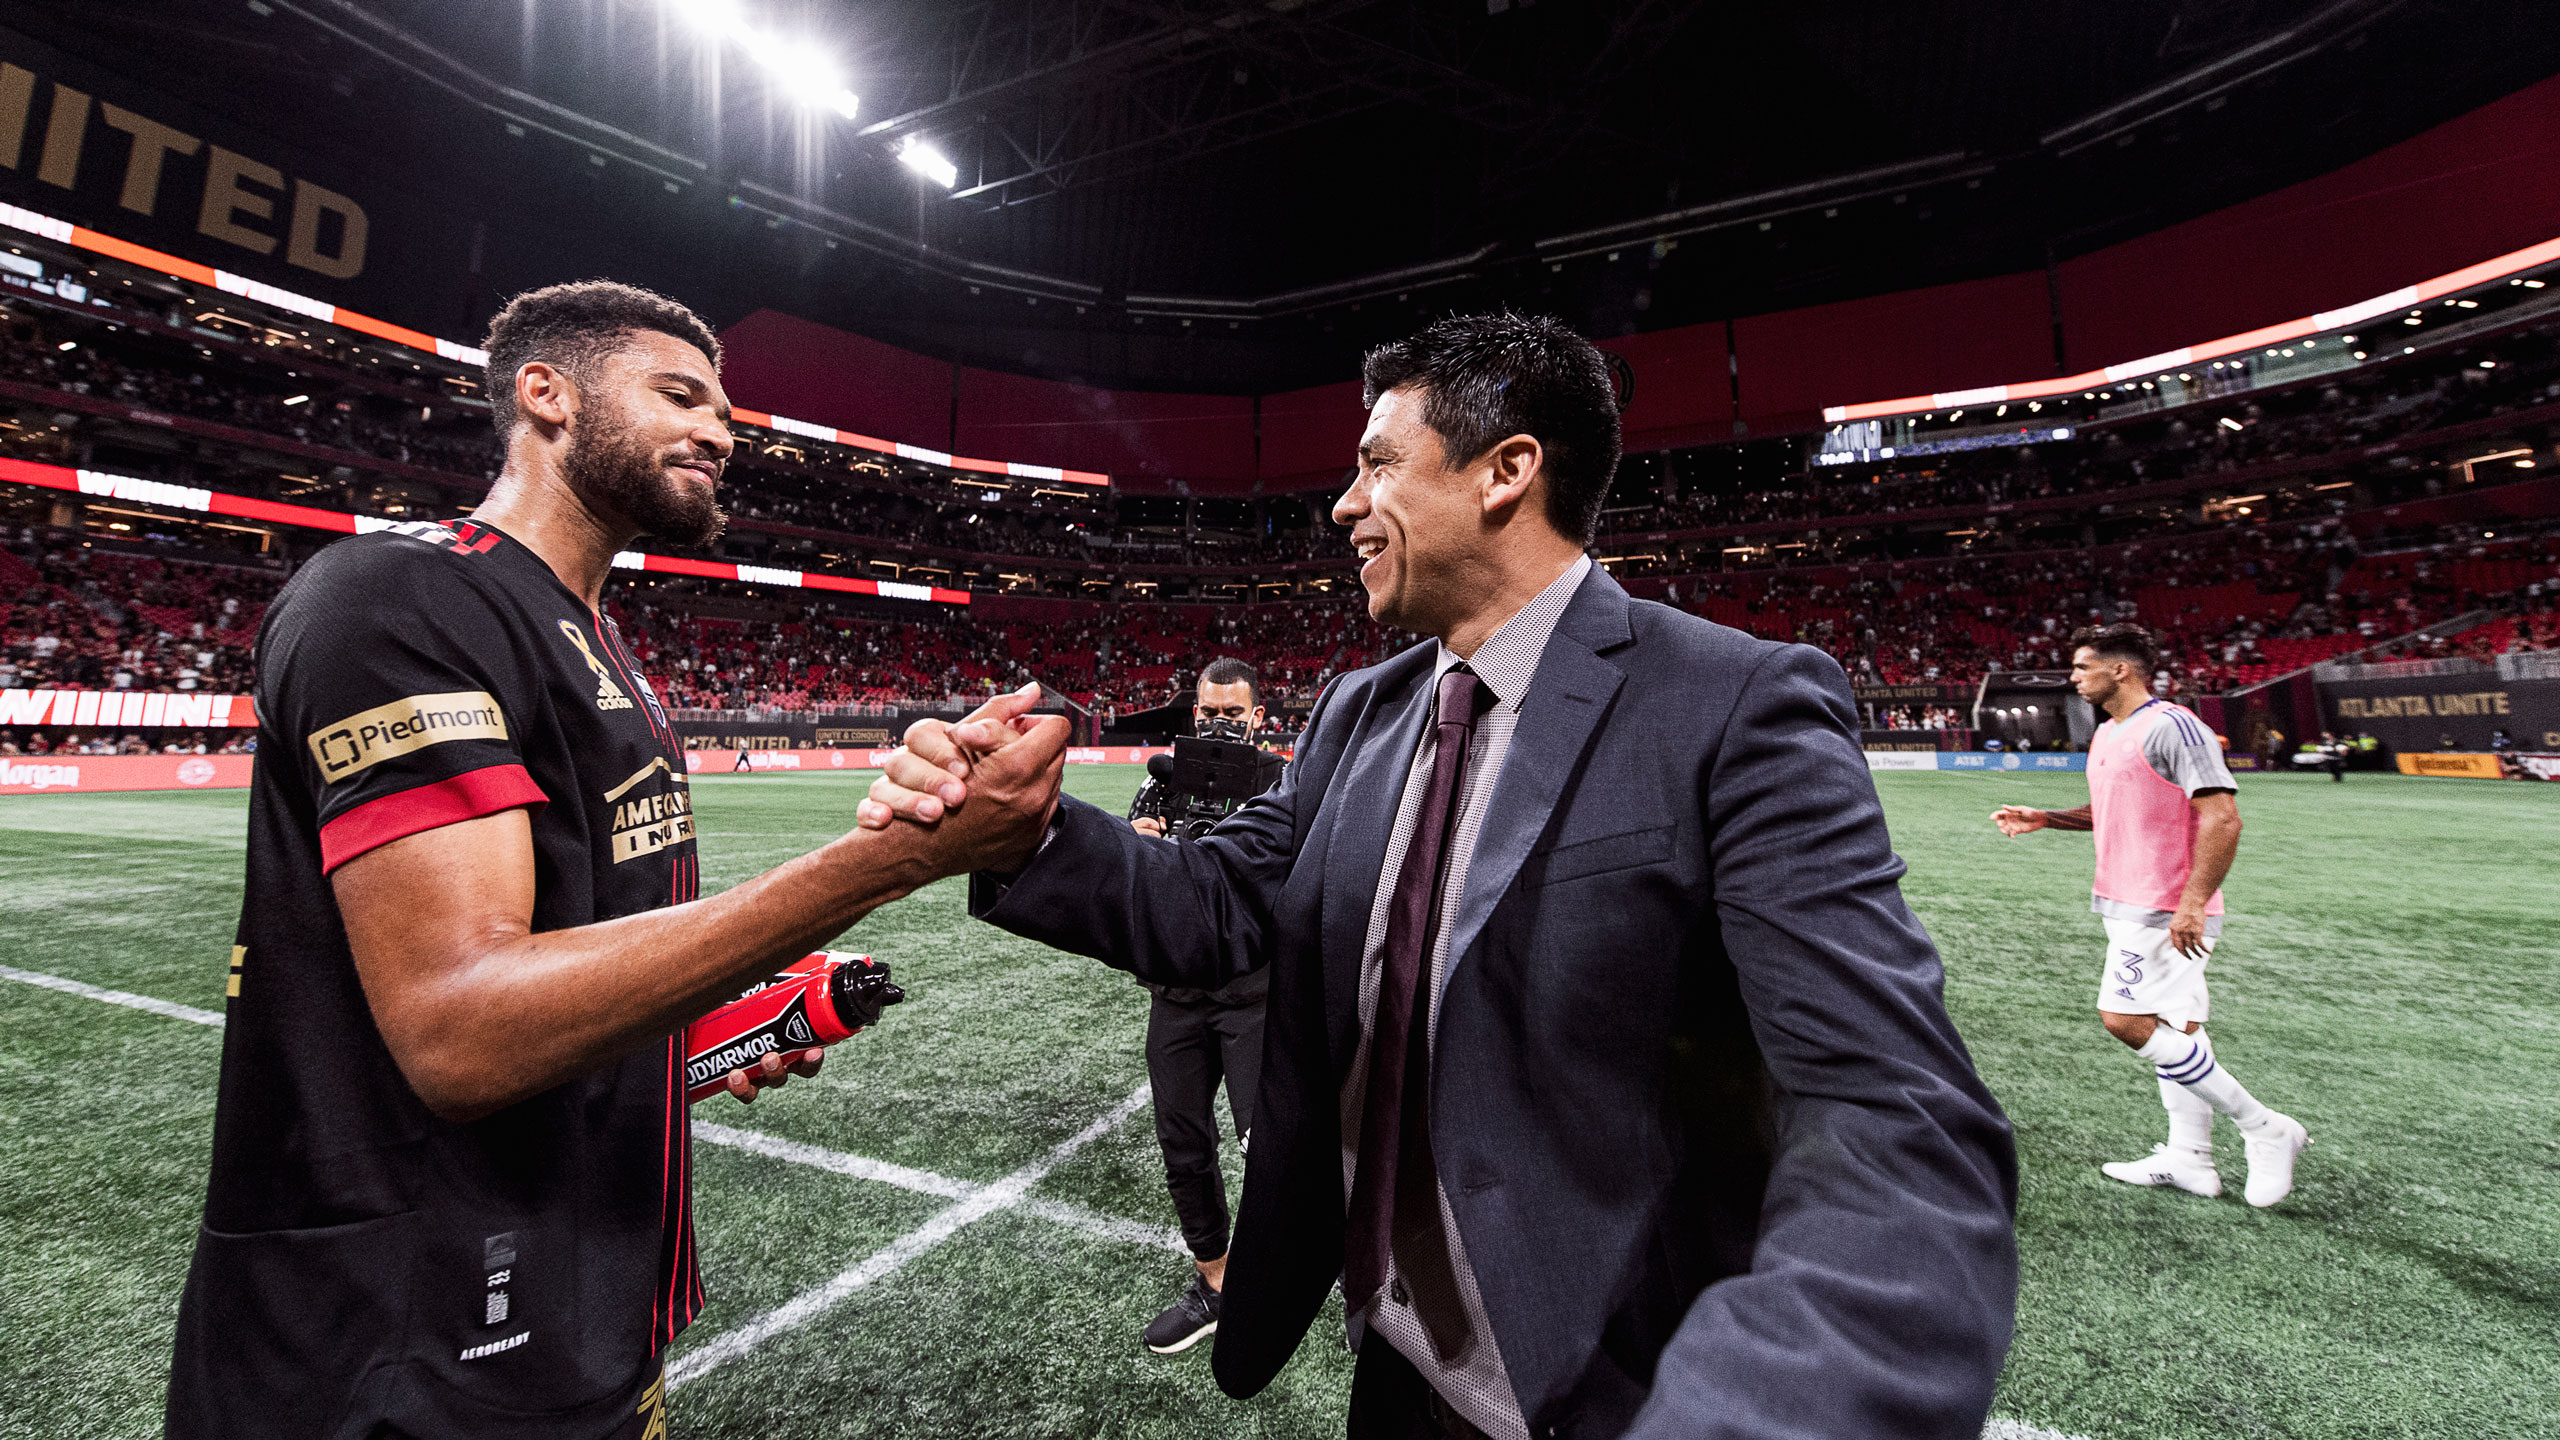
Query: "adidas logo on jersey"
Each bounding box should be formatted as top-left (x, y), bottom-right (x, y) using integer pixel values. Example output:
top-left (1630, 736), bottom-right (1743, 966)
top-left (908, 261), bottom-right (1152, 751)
top-left (556, 620), bottom-right (635, 711)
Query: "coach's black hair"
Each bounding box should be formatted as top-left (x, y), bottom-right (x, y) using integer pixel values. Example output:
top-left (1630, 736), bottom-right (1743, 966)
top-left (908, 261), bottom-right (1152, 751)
top-left (1360, 311), bottom-right (1622, 545)
top-left (2071, 622), bottom-right (2160, 677)
top-left (1198, 656), bottom-right (1260, 708)
top-left (482, 280), bottom-right (722, 439)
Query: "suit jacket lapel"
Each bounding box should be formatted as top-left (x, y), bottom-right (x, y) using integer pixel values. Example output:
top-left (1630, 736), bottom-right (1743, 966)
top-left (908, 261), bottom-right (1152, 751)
top-left (1436, 571), bottom-right (1632, 1007)
top-left (1319, 656), bottom-right (1433, 1078)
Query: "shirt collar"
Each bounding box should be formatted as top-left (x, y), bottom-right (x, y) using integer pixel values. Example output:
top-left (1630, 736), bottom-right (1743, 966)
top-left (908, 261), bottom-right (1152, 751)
top-left (1432, 553), bottom-right (1592, 708)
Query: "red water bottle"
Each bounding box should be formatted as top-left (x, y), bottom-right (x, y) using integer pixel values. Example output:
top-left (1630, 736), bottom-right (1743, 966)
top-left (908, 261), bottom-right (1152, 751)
top-left (683, 952), bottom-right (903, 1104)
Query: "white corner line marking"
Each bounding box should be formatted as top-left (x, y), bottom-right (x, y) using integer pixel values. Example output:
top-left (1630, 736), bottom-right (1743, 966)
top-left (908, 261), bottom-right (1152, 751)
top-left (0, 963), bottom-right (227, 1028)
top-left (668, 1080), bottom-right (1156, 1389)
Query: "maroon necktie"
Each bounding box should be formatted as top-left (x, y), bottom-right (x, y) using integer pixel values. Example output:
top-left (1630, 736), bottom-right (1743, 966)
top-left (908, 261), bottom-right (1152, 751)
top-left (1343, 665), bottom-right (1485, 1362)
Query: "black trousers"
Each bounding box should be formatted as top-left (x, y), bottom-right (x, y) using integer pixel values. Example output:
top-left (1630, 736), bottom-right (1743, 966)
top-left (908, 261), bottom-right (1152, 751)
top-left (1143, 971), bottom-right (1265, 1262)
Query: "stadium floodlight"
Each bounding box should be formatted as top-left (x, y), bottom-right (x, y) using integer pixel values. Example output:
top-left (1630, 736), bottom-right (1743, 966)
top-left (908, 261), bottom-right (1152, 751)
top-left (669, 0), bottom-right (858, 120)
top-left (896, 135), bottom-right (960, 189)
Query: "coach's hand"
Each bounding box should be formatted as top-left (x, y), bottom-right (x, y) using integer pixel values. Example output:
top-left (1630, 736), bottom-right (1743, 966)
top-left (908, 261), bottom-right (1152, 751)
top-left (1991, 804), bottom-right (2048, 836)
top-left (1132, 816), bottom-right (1167, 838)
top-left (724, 1045), bottom-right (824, 1104)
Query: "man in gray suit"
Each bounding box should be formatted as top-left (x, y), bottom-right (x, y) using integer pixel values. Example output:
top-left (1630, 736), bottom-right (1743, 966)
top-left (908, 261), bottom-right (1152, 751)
top-left (861, 313), bottom-right (2017, 1440)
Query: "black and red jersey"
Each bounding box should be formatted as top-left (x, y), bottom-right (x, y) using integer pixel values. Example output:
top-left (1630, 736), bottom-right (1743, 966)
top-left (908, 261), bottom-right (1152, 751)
top-left (169, 519), bottom-right (702, 1439)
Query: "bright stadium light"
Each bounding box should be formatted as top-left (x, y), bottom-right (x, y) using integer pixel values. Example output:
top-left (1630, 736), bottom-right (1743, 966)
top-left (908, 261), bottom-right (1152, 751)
top-left (670, 0), bottom-right (859, 120)
top-left (896, 135), bottom-right (959, 189)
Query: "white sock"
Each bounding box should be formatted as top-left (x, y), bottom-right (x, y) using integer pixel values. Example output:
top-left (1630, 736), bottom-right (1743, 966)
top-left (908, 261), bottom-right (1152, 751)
top-left (2137, 1024), bottom-right (2271, 1131)
top-left (2158, 1075), bottom-right (2215, 1157)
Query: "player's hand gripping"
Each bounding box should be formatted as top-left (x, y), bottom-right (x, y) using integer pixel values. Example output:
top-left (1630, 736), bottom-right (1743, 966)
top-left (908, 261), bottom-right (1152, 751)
top-left (857, 683), bottom-right (1068, 874)
top-left (1991, 804), bottom-right (2049, 836)
top-left (723, 1046), bottom-right (825, 1104)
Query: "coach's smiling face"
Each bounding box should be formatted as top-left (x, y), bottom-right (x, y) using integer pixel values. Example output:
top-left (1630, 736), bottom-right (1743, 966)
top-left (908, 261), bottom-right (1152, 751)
top-left (1337, 385), bottom-right (1542, 641)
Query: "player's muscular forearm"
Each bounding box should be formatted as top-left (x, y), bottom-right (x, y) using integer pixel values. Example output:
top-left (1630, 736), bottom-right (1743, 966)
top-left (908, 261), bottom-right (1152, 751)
top-left (338, 716), bottom-right (1064, 1122)
top-left (2043, 804), bottom-right (2093, 831)
top-left (335, 813), bottom-right (941, 1121)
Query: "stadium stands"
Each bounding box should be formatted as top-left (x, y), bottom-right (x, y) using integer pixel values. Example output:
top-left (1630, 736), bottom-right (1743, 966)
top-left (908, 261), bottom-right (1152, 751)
top-left (4, 228), bottom-right (2559, 740)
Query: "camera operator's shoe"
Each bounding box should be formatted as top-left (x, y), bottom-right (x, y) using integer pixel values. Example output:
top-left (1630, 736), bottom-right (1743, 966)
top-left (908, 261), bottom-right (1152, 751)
top-left (1144, 1274), bottom-right (1221, 1355)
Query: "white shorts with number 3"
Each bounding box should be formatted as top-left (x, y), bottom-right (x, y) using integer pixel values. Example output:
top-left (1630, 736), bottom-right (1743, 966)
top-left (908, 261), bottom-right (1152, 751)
top-left (2096, 916), bottom-right (2212, 1028)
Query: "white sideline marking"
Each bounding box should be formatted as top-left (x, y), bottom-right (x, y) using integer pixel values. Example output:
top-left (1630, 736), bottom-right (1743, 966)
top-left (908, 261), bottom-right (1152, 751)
top-left (0, 963), bottom-right (227, 1028)
top-left (4, 964), bottom-right (2094, 1440)
top-left (668, 1081), bottom-right (1155, 1389)
top-left (691, 1121), bottom-right (1187, 1255)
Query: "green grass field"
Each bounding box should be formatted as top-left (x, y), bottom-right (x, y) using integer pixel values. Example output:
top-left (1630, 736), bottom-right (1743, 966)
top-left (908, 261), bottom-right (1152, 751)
top-left (2, 768), bottom-right (2554, 1439)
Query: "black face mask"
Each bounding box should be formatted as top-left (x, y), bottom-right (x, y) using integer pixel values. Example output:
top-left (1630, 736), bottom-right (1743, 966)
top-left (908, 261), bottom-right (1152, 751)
top-left (560, 391), bottom-right (727, 549)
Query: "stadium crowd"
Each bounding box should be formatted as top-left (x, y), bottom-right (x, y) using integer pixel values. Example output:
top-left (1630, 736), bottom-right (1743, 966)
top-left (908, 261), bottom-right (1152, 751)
top-left (6, 502), bottom-right (2552, 744)
top-left (4, 268), bottom-right (2559, 740)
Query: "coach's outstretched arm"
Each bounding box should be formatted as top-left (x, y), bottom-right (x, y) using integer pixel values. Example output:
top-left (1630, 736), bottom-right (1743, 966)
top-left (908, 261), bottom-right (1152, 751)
top-left (334, 693), bottom-right (1066, 1122)
top-left (1638, 646), bottom-right (2020, 1440)
top-left (859, 685), bottom-right (1326, 989)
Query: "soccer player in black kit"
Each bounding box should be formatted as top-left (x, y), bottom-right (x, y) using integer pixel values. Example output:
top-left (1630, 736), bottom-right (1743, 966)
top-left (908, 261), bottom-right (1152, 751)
top-left (164, 282), bottom-right (1068, 1439)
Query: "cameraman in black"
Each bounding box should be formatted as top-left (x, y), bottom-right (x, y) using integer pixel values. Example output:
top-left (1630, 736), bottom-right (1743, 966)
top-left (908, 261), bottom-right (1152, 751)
top-left (1127, 657), bottom-right (1274, 1354)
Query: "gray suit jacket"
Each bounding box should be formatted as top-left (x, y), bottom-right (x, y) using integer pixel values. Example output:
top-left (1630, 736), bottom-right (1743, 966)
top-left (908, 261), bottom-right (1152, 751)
top-left (974, 567), bottom-right (2017, 1439)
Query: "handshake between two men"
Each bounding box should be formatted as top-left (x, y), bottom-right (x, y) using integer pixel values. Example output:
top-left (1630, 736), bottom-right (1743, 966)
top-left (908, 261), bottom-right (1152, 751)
top-left (855, 682), bottom-right (1068, 849)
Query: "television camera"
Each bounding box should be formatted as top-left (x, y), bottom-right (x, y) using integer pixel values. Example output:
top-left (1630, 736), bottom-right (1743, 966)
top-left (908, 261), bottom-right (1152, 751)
top-left (1127, 716), bottom-right (1285, 842)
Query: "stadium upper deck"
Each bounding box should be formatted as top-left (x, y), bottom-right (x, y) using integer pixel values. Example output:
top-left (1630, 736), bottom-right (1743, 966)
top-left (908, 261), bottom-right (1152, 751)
top-left (0, 205), bottom-right (2556, 723)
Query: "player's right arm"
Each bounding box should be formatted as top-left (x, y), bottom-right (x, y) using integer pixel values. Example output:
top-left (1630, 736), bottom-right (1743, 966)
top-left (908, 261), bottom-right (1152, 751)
top-left (331, 757), bottom-right (1055, 1122)
top-left (274, 546), bottom-right (1060, 1122)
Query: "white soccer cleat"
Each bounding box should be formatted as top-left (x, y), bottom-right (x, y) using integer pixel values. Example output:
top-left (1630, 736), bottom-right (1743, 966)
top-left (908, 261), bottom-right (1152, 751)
top-left (2241, 1113), bottom-right (2311, 1208)
top-left (2101, 1144), bottom-right (2222, 1198)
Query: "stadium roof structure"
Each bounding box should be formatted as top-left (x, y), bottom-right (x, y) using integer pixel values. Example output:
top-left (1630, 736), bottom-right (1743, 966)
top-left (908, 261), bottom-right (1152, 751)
top-left (11, 1), bottom-right (2560, 393)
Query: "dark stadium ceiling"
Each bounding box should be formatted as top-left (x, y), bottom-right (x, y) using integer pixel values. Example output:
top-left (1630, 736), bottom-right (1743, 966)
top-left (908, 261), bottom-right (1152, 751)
top-left (20, 0), bottom-right (2560, 394)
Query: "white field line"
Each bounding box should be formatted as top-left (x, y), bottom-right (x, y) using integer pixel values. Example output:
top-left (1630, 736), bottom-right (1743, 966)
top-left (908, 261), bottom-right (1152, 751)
top-left (1017, 1196), bottom-right (1188, 1254)
top-left (691, 1120), bottom-right (975, 1199)
top-left (0, 963), bottom-right (227, 1028)
top-left (0, 964), bottom-right (2095, 1440)
top-left (667, 1080), bottom-right (1155, 1389)
top-left (690, 1120), bottom-right (1187, 1255)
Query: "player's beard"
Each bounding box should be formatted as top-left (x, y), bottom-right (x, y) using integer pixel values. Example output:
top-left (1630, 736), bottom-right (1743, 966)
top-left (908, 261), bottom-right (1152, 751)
top-left (560, 395), bottom-right (727, 549)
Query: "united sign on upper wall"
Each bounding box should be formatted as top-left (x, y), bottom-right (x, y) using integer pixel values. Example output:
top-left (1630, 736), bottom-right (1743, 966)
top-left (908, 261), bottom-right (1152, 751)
top-left (0, 25), bottom-right (383, 292)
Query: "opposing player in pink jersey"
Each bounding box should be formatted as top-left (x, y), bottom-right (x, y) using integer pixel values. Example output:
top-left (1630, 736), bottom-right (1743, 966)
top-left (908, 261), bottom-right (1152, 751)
top-left (1992, 623), bottom-right (2310, 1207)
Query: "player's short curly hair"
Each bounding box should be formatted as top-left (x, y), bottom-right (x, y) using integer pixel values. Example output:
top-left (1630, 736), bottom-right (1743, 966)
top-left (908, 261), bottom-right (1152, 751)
top-left (1361, 311), bottom-right (1622, 545)
top-left (2070, 621), bottom-right (2160, 676)
top-left (481, 280), bottom-right (721, 439)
